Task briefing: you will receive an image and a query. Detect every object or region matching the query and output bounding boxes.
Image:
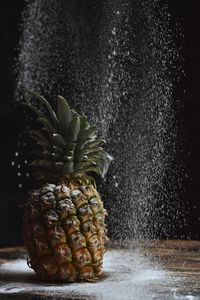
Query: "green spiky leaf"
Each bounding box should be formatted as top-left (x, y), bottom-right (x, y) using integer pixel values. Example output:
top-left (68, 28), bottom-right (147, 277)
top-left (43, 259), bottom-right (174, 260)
top-left (78, 126), bottom-right (97, 140)
top-left (26, 90), bottom-right (58, 127)
top-left (22, 102), bottom-right (45, 120)
top-left (82, 139), bottom-right (106, 149)
top-left (62, 161), bottom-right (74, 173)
top-left (68, 117), bottom-right (80, 142)
top-left (52, 134), bottom-right (66, 148)
top-left (53, 146), bottom-right (65, 156)
top-left (57, 95), bottom-right (72, 138)
top-left (29, 159), bottom-right (54, 169)
top-left (23, 91), bottom-right (113, 181)
top-left (39, 117), bottom-right (55, 137)
top-left (28, 134), bottom-right (50, 150)
top-left (79, 115), bottom-right (90, 130)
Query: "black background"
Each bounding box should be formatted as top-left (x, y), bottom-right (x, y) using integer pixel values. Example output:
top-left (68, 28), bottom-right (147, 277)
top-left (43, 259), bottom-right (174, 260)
top-left (0, 0), bottom-right (200, 246)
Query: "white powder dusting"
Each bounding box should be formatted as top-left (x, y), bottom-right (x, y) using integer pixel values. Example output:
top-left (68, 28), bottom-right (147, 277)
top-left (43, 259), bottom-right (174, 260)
top-left (0, 250), bottom-right (193, 299)
top-left (0, 259), bottom-right (29, 274)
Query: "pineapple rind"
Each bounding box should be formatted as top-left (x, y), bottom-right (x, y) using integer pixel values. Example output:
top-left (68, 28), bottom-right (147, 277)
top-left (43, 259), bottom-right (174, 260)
top-left (23, 181), bottom-right (107, 282)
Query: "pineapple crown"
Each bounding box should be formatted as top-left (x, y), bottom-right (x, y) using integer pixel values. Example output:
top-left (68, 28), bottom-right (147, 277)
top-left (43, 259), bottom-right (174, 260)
top-left (22, 91), bottom-right (113, 183)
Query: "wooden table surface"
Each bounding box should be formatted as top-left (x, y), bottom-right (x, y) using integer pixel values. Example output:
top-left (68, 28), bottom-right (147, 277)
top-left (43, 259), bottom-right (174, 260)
top-left (0, 240), bottom-right (200, 299)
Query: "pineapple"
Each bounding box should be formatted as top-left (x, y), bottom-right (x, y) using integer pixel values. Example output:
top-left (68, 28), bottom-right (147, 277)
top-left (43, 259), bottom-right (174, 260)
top-left (22, 91), bottom-right (113, 282)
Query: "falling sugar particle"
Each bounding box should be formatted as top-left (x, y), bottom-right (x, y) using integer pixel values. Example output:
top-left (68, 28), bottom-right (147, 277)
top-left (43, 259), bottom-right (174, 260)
top-left (11, 161), bottom-right (15, 166)
top-left (111, 27), bottom-right (116, 35)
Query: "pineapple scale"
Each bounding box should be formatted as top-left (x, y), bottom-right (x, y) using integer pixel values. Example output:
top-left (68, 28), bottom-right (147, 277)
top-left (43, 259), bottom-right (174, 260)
top-left (23, 182), bottom-right (107, 282)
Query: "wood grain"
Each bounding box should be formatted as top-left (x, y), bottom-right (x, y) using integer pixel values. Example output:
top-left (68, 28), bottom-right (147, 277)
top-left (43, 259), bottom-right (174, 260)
top-left (0, 241), bottom-right (199, 299)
